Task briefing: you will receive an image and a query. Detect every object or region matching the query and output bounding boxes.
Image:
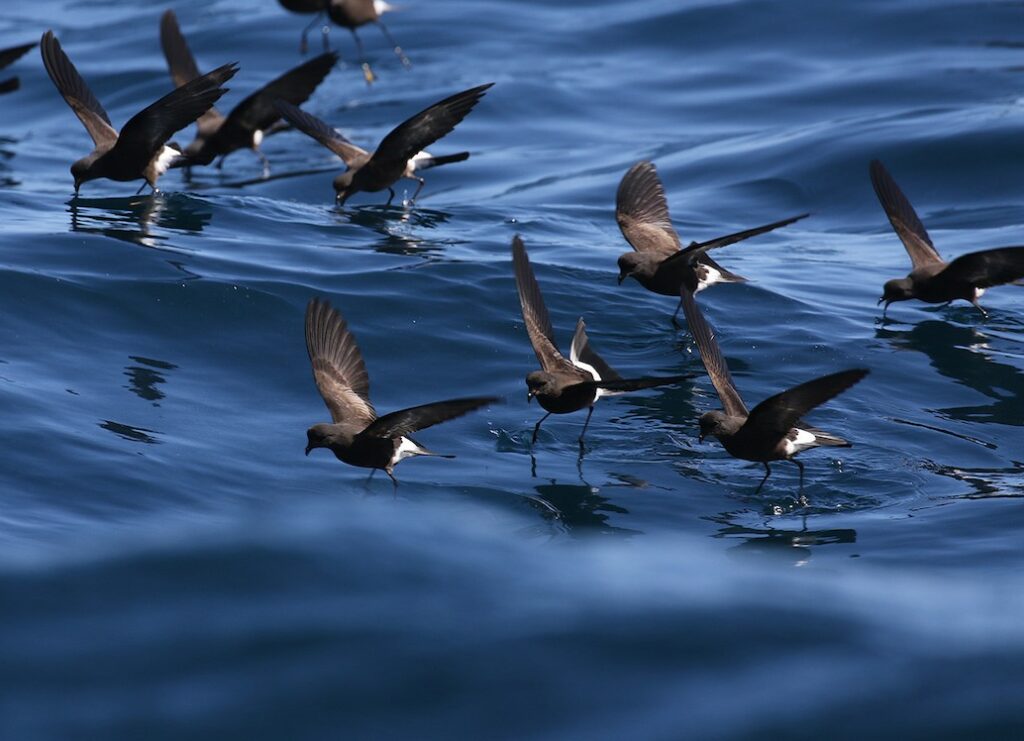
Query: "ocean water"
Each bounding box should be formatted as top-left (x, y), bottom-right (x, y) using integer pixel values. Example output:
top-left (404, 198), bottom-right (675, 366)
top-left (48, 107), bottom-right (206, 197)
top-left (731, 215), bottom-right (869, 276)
top-left (1, 0), bottom-right (1023, 738)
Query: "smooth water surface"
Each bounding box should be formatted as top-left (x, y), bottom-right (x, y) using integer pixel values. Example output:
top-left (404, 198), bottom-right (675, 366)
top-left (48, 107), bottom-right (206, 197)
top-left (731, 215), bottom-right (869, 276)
top-left (1, 0), bottom-right (1023, 737)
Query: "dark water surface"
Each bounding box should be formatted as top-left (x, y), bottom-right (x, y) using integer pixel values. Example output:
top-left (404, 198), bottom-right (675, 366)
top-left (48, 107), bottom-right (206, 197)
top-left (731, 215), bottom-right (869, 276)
top-left (2, 0), bottom-right (1023, 737)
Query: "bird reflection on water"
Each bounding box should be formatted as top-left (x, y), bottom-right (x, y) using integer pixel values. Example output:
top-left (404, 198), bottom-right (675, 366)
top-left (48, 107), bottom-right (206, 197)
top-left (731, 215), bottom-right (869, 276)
top-left (69, 194), bottom-right (212, 252)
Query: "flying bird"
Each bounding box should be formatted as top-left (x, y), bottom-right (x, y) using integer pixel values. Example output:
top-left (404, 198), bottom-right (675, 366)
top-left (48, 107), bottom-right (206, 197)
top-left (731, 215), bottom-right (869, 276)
top-left (278, 0), bottom-right (409, 84)
top-left (304, 298), bottom-right (498, 484)
top-left (0, 41), bottom-right (35, 94)
top-left (160, 10), bottom-right (337, 177)
top-left (870, 159), bottom-right (1024, 318)
top-left (681, 287), bottom-right (867, 494)
top-left (275, 82), bottom-right (492, 205)
top-left (513, 235), bottom-right (692, 447)
top-left (616, 161), bottom-right (808, 324)
top-left (39, 30), bottom-right (237, 195)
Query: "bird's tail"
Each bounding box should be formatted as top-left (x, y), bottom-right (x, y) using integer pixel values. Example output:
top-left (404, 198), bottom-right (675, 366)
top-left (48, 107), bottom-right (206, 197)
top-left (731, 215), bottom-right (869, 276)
top-left (416, 151), bottom-right (470, 170)
top-left (407, 437), bottom-right (455, 459)
top-left (585, 374), bottom-right (694, 395)
top-left (803, 425), bottom-right (851, 447)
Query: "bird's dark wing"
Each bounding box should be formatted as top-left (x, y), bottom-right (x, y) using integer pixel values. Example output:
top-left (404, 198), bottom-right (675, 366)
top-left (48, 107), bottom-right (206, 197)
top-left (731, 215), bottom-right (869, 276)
top-left (512, 236), bottom-right (574, 373)
top-left (159, 10), bottom-right (223, 137)
top-left (361, 396), bottom-right (498, 439)
top-left (577, 374), bottom-right (693, 393)
top-left (112, 62), bottom-right (237, 166)
top-left (222, 52), bottom-right (337, 136)
top-left (39, 30), bottom-right (117, 147)
top-left (274, 99), bottom-right (368, 165)
top-left (615, 160), bottom-right (681, 257)
top-left (680, 287), bottom-right (748, 417)
top-left (569, 318), bottom-right (620, 381)
top-left (935, 246), bottom-right (1024, 290)
top-left (0, 41), bottom-right (35, 70)
top-left (369, 82), bottom-right (493, 169)
top-left (668, 213), bottom-right (810, 264)
top-left (870, 159), bottom-right (943, 269)
top-left (743, 369), bottom-right (868, 443)
top-left (305, 298), bottom-right (376, 426)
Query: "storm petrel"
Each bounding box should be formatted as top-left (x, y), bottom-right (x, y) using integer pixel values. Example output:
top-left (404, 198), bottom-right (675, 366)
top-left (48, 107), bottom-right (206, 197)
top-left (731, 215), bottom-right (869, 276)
top-left (513, 235), bottom-right (692, 447)
top-left (275, 82), bottom-right (492, 205)
top-left (616, 161), bottom-right (808, 323)
top-left (160, 10), bottom-right (336, 177)
top-left (870, 159), bottom-right (1024, 318)
top-left (40, 30), bottom-right (237, 195)
top-left (681, 287), bottom-right (868, 493)
top-left (304, 298), bottom-right (498, 484)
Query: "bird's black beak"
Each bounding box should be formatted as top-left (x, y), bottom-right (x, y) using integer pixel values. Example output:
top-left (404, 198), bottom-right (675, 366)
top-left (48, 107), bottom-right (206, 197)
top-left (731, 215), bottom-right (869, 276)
top-left (698, 433), bottom-right (704, 443)
top-left (304, 445), bottom-right (312, 456)
top-left (527, 391), bottom-right (534, 404)
top-left (877, 297), bottom-right (884, 306)
top-left (617, 274), bottom-right (626, 285)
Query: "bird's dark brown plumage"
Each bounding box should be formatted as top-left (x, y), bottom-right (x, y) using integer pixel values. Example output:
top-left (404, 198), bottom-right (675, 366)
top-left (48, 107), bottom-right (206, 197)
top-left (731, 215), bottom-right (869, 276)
top-left (681, 287), bottom-right (867, 492)
top-left (160, 10), bottom-right (336, 171)
top-left (615, 161), bottom-right (808, 322)
top-left (277, 83), bottom-right (492, 204)
top-left (513, 235), bottom-right (691, 446)
top-left (40, 29), bottom-right (237, 193)
top-left (304, 298), bottom-right (497, 482)
top-left (871, 159), bottom-right (1024, 317)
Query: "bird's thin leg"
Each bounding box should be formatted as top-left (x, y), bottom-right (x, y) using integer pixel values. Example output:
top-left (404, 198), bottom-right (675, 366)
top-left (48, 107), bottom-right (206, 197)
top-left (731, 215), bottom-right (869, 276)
top-left (257, 150), bottom-right (271, 180)
top-left (578, 406), bottom-right (595, 449)
top-left (350, 30), bottom-right (376, 85)
top-left (386, 469), bottom-right (398, 488)
top-left (215, 155), bottom-right (226, 171)
top-left (366, 469), bottom-right (377, 483)
top-left (299, 12), bottom-right (326, 55)
top-left (385, 187), bottom-right (395, 206)
top-left (530, 453), bottom-right (538, 479)
top-left (409, 177), bottom-right (425, 205)
top-left (376, 21), bottom-right (411, 69)
top-left (135, 181), bottom-right (148, 196)
top-left (971, 299), bottom-right (988, 319)
top-left (321, 20), bottom-right (330, 52)
top-left (754, 462), bottom-right (772, 494)
top-left (531, 412), bottom-right (551, 445)
top-left (671, 298), bottom-right (684, 328)
top-left (790, 459), bottom-right (807, 507)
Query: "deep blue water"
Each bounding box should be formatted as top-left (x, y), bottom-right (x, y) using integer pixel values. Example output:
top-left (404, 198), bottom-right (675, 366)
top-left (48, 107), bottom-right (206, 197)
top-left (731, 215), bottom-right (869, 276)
top-left (2, 0), bottom-right (1024, 737)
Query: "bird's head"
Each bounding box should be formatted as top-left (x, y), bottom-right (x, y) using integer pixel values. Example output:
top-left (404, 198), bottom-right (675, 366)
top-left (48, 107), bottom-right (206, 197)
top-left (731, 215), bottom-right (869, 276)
top-left (616, 252), bottom-right (649, 285)
top-left (698, 410), bottom-right (731, 443)
top-left (333, 171), bottom-right (356, 205)
top-left (879, 278), bottom-right (913, 308)
top-left (70, 156), bottom-right (94, 194)
top-left (525, 371), bottom-right (557, 402)
top-left (305, 423), bottom-right (335, 456)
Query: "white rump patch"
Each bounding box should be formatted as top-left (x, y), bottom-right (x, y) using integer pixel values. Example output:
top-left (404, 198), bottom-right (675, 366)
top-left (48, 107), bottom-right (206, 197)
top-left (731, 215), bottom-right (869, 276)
top-left (783, 428), bottom-right (818, 456)
top-left (407, 150), bottom-right (432, 173)
top-left (374, 0), bottom-right (394, 15)
top-left (252, 129), bottom-right (264, 148)
top-left (695, 264), bottom-right (723, 293)
top-left (974, 287), bottom-right (987, 300)
top-left (390, 436), bottom-right (426, 467)
top-left (154, 145), bottom-right (179, 176)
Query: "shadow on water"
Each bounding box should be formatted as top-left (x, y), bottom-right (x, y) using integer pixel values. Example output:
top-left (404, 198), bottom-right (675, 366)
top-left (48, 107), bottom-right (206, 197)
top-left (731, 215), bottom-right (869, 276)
top-left (923, 459), bottom-right (1024, 499)
top-left (68, 194), bottom-right (212, 251)
top-left (877, 319), bottom-right (1024, 426)
top-left (531, 480), bottom-right (639, 536)
top-left (123, 356), bottom-right (178, 406)
top-left (710, 512), bottom-right (857, 566)
top-left (98, 420), bottom-right (161, 445)
top-left (336, 205), bottom-right (453, 257)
